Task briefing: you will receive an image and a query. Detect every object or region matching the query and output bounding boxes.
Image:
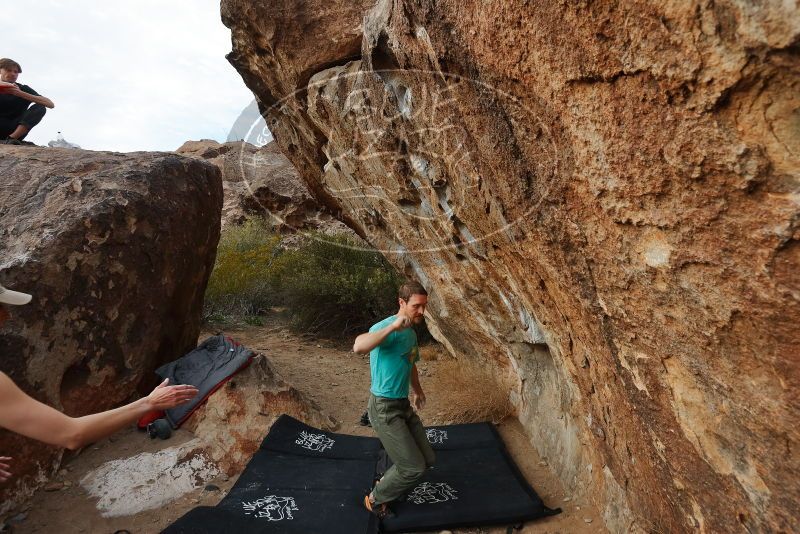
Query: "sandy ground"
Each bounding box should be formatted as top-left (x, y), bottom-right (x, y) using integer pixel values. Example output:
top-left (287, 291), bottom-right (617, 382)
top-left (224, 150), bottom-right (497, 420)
top-left (8, 323), bottom-right (605, 533)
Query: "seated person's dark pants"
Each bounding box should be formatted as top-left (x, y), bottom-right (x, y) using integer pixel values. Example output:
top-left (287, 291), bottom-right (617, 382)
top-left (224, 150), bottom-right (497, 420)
top-left (0, 104), bottom-right (46, 140)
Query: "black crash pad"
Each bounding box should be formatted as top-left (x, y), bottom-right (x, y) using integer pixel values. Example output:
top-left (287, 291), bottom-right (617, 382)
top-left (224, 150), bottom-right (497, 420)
top-left (420, 422), bottom-right (500, 450)
top-left (162, 488), bottom-right (379, 534)
top-left (163, 416), bottom-right (559, 534)
top-left (380, 444), bottom-right (560, 532)
top-left (165, 422), bottom-right (380, 534)
top-left (260, 414), bottom-right (383, 459)
top-left (226, 449), bottom-right (377, 493)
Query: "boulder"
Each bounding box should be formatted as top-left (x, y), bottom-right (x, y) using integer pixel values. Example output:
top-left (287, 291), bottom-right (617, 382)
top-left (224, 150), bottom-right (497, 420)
top-left (175, 139), bottom-right (258, 184)
top-left (0, 146), bottom-right (223, 512)
top-left (176, 139), bottom-right (354, 235)
top-left (182, 354), bottom-right (337, 476)
top-left (221, 1), bottom-right (800, 532)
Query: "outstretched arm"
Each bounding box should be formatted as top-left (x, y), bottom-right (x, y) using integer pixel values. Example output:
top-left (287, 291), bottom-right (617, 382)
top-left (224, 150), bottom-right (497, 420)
top-left (353, 315), bottom-right (409, 354)
top-left (0, 373), bottom-right (196, 451)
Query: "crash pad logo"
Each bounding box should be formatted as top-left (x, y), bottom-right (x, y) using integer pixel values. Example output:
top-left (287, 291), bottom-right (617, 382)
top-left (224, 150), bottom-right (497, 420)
top-left (407, 482), bottom-right (458, 504)
top-left (426, 428), bottom-right (448, 444)
top-left (295, 431), bottom-right (335, 452)
top-left (242, 495), bottom-right (299, 520)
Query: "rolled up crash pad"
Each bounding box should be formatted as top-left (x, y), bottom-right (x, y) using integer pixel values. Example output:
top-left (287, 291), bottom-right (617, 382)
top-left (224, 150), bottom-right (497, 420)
top-left (156, 334), bottom-right (254, 428)
top-left (260, 414), bottom-right (383, 459)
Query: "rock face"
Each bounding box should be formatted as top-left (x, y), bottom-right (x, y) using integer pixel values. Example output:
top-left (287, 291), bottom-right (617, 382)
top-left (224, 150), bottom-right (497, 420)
top-left (176, 139), bottom-right (353, 234)
top-left (175, 139), bottom-right (261, 184)
top-left (222, 1), bottom-right (800, 532)
top-left (0, 146), bottom-right (223, 511)
top-left (182, 354), bottom-right (337, 476)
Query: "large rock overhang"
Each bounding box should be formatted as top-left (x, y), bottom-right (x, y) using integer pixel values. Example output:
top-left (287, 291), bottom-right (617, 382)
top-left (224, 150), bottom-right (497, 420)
top-left (220, 1), bottom-right (800, 531)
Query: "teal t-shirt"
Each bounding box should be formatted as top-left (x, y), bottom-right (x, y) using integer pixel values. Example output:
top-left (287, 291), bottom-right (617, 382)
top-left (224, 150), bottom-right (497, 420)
top-left (369, 315), bottom-right (419, 399)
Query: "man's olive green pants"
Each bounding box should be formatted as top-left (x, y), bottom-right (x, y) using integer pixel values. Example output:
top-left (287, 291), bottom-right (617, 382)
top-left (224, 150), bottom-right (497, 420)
top-left (368, 394), bottom-right (435, 504)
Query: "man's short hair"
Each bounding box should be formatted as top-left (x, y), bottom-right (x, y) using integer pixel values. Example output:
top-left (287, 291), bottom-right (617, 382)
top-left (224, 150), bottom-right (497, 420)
top-left (0, 58), bottom-right (21, 72)
top-left (399, 281), bottom-right (427, 301)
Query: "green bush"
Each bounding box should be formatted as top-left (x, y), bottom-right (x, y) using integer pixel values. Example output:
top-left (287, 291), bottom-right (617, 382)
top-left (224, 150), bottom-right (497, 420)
top-left (270, 233), bottom-right (402, 334)
top-left (204, 218), bottom-right (282, 318)
top-left (204, 219), bottom-right (402, 336)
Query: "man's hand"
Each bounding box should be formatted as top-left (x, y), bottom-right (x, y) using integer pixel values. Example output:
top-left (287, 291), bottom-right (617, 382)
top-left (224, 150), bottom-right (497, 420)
top-left (0, 456), bottom-right (11, 482)
top-left (353, 318), bottom-right (405, 354)
top-left (392, 315), bottom-right (411, 332)
top-left (144, 379), bottom-right (199, 411)
top-left (0, 81), bottom-right (16, 93)
top-left (411, 391), bottom-right (426, 411)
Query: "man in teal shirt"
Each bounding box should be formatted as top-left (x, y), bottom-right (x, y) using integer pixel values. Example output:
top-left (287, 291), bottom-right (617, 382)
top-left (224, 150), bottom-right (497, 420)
top-left (353, 281), bottom-right (434, 518)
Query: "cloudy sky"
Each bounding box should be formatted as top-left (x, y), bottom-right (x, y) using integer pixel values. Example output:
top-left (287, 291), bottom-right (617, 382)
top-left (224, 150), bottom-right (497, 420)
top-left (4, 1), bottom-right (270, 152)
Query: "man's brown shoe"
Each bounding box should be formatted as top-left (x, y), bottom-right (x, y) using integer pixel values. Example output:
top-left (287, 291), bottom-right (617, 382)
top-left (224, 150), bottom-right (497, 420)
top-left (363, 494), bottom-right (395, 519)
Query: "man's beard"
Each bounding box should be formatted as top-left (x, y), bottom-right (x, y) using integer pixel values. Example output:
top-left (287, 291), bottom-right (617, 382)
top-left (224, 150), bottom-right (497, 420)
top-left (412, 317), bottom-right (427, 336)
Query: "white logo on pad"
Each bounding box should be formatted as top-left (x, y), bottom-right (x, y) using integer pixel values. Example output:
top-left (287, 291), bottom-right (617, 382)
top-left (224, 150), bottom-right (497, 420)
top-left (426, 428), bottom-right (448, 444)
top-left (295, 431), bottom-right (335, 452)
top-left (242, 495), bottom-right (299, 520)
top-left (407, 482), bottom-right (459, 504)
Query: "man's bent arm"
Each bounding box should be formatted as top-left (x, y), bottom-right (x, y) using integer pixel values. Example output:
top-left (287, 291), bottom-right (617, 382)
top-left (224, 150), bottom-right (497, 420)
top-left (353, 323), bottom-right (397, 354)
top-left (11, 88), bottom-right (54, 109)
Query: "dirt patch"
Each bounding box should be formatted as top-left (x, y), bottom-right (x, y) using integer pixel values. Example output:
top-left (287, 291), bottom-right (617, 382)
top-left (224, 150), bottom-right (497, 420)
top-left (8, 322), bottom-right (605, 533)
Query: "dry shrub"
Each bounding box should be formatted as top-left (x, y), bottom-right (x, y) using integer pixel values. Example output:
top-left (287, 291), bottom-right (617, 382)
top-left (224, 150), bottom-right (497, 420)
top-left (429, 359), bottom-right (512, 424)
top-left (418, 344), bottom-right (443, 361)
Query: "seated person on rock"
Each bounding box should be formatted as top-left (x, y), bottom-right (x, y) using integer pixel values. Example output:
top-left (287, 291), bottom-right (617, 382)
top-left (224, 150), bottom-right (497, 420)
top-left (0, 58), bottom-right (54, 145)
top-left (0, 283), bottom-right (198, 482)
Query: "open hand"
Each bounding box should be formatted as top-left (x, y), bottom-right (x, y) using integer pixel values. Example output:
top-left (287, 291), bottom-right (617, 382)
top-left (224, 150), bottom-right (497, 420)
top-left (145, 379), bottom-right (199, 411)
top-left (0, 457), bottom-right (12, 482)
top-left (411, 392), bottom-right (426, 411)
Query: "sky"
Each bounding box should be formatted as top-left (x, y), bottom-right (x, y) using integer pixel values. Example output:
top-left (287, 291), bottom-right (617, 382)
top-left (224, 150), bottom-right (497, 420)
top-left (4, 1), bottom-right (270, 152)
